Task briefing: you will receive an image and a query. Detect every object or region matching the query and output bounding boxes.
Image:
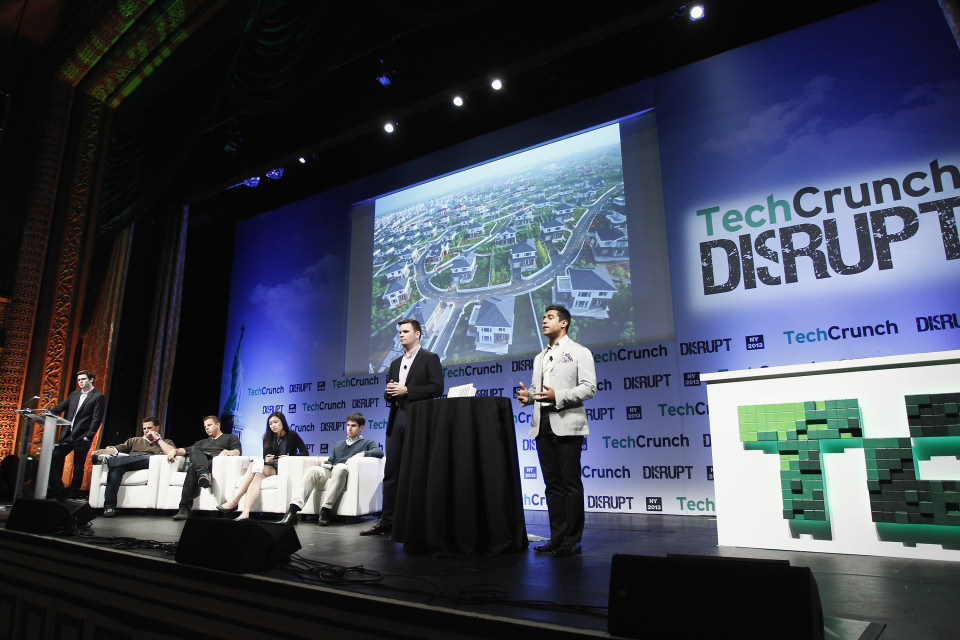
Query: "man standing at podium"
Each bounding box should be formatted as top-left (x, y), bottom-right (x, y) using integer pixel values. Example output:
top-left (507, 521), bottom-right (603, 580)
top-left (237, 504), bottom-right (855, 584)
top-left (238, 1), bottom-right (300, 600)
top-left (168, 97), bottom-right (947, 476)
top-left (516, 305), bottom-right (596, 558)
top-left (46, 370), bottom-right (106, 499)
top-left (360, 318), bottom-right (443, 536)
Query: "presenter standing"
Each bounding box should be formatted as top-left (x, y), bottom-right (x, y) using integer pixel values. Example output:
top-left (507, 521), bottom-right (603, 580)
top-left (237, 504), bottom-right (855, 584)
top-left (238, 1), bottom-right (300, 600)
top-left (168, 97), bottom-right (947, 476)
top-left (45, 370), bottom-right (106, 499)
top-left (516, 305), bottom-right (596, 558)
top-left (360, 318), bottom-right (443, 536)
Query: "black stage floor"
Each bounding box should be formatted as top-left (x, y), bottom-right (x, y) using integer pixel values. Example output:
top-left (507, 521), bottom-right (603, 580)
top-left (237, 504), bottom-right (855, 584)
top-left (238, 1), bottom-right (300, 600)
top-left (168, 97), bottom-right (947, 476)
top-left (4, 507), bottom-right (958, 639)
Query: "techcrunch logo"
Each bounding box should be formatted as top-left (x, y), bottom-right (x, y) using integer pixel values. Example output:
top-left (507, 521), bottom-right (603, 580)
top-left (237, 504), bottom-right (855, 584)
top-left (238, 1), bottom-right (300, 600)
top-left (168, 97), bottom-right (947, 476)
top-left (332, 375), bottom-right (380, 389)
top-left (289, 422), bottom-right (314, 432)
top-left (784, 320), bottom-right (898, 344)
top-left (593, 344), bottom-right (668, 363)
top-left (446, 363), bottom-right (503, 378)
top-left (582, 465), bottom-right (631, 479)
top-left (658, 402), bottom-right (708, 417)
top-left (363, 419), bottom-right (388, 430)
top-left (249, 385), bottom-right (285, 396)
top-left (677, 496), bottom-right (716, 512)
top-left (603, 434), bottom-right (690, 449)
top-left (302, 400), bottom-right (348, 412)
top-left (523, 493), bottom-right (547, 507)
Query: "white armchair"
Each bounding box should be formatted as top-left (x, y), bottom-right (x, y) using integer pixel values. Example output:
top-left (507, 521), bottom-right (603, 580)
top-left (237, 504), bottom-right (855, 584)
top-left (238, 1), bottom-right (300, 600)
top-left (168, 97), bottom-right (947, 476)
top-left (88, 454), bottom-right (165, 509)
top-left (156, 455), bottom-right (235, 511)
top-left (226, 455), bottom-right (304, 515)
top-left (296, 455), bottom-right (385, 518)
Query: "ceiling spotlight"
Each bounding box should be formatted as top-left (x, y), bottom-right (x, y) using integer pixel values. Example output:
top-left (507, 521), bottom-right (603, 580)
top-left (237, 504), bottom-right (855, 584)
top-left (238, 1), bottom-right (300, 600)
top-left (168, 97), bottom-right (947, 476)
top-left (265, 168), bottom-right (284, 180)
top-left (298, 157), bottom-right (306, 164)
top-left (384, 122), bottom-right (395, 133)
top-left (242, 176), bottom-right (260, 187)
top-left (452, 95), bottom-right (464, 107)
top-left (491, 79), bottom-right (503, 91)
top-left (689, 4), bottom-right (704, 20)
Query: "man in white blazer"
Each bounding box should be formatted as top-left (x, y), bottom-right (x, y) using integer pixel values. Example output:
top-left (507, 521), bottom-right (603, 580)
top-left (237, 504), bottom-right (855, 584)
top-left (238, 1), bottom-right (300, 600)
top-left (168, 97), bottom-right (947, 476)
top-left (516, 304), bottom-right (596, 557)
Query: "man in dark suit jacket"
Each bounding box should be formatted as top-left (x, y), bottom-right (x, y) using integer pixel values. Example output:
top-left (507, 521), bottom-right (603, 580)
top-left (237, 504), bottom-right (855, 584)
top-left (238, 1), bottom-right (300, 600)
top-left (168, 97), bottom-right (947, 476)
top-left (47, 370), bottom-right (106, 498)
top-left (360, 318), bottom-right (443, 536)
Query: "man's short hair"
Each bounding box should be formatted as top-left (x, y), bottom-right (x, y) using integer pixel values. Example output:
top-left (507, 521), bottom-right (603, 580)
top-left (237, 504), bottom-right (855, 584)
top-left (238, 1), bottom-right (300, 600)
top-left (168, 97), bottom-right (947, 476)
top-left (141, 416), bottom-right (159, 426)
top-left (203, 415), bottom-right (220, 424)
top-left (77, 370), bottom-right (95, 381)
top-left (546, 304), bottom-right (571, 327)
top-left (346, 412), bottom-right (366, 427)
top-left (398, 318), bottom-right (422, 336)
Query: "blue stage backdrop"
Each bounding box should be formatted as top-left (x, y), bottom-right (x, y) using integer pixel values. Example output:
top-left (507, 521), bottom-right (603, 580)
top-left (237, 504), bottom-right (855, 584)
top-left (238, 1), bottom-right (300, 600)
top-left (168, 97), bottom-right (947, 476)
top-left (218, 0), bottom-right (960, 516)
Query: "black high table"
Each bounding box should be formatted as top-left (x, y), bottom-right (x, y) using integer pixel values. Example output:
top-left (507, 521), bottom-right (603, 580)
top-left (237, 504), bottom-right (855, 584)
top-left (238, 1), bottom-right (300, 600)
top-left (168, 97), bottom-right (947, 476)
top-left (391, 396), bottom-right (528, 556)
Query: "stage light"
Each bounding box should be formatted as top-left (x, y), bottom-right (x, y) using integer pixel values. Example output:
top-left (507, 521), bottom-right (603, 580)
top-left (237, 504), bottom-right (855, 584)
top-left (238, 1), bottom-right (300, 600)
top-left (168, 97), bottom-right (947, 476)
top-left (265, 168), bottom-right (284, 180)
top-left (243, 176), bottom-right (260, 187)
top-left (491, 79), bottom-right (503, 91)
top-left (452, 95), bottom-right (464, 107)
top-left (384, 122), bottom-right (395, 133)
top-left (689, 4), bottom-right (704, 20)
top-left (375, 74), bottom-right (393, 87)
top-left (298, 157), bottom-right (306, 164)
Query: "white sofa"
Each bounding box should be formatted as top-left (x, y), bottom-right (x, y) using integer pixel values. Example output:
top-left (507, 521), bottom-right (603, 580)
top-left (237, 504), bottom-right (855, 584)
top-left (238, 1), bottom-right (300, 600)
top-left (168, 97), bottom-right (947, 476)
top-left (222, 455), bottom-right (385, 518)
top-left (156, 455), bottom-right (235, 511)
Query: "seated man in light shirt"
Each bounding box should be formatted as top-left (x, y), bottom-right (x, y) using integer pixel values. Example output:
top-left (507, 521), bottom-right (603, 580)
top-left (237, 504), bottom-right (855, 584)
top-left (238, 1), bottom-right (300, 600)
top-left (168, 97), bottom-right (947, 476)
top-left (278, 412), bottom-right (383, 526)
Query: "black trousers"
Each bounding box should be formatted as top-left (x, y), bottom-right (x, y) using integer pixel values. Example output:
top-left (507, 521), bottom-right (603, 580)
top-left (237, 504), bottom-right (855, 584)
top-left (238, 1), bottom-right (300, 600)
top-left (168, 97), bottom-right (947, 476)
top-left (536, 412), bottom-right (585, 545)
top-left (178, 446), bottom-right (213, 509)
top-left (103, 456), bottom-right (151, 508)
top-left (380, 407), bottom-right (407, 527)
top-left (48, 437), bottom-right (92, 496)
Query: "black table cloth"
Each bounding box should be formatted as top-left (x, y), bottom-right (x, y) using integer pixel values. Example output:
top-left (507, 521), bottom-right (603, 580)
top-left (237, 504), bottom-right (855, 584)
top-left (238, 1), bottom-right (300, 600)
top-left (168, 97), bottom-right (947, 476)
top-left (392, 396), bottom-right (528, 556)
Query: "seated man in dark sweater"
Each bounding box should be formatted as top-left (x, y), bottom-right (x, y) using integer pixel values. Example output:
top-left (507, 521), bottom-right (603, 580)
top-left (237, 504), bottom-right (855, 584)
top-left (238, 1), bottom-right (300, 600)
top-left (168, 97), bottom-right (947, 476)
top-left (168, 415), bottom-right (241, 520)
top-left (91, 416), bottom-right (175, 517)
top-left (278, 412), bottom-right (383, 526)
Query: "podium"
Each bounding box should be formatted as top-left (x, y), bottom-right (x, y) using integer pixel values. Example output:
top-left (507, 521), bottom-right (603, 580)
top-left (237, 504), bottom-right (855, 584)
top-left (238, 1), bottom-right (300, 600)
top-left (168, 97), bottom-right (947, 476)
top-left (13, 410), bottom-right (71, 500)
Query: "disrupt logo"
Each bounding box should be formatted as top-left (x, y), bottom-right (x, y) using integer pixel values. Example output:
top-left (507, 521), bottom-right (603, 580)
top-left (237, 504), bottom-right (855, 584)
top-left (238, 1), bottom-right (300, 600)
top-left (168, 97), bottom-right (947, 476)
top-left (643, 465), bottom-right (694, 480)
top-left (680, 338), bottom-right (731, 355)
top-left (696, 161), bottom-right (960, 295)
top-left (585, 407), bottom-right (615, 421)
top-left (289, 382), bottom-right (313, 393)
top-left (683, 372), bottom-right (701, 387)
top-left (784, 320), bottom-right (898, 345)
top-left (707, 466), bottom-right (714, 481)
top-left (475, 387), bottom-right (504, 397)
top-left (318, 421), bottom-right (345, 431)
top-left (746, 334), bottom-right (765, 350)
top-left (587, 495), bottom-right (634, 510)
top-left (513, 359), bottom-right (534, 372)
top-left (523, 466), bottom-right (538, 480)
top-left (262, 404), bottom-right (283, 414)
top-left (624, 373), bottom-right (671, 389)
top-left (305, 443), bottom-right (315, 453)
top-left (703, 434), bottom-right (712, 447)
top-left (353, 397), bottom-right (379, 409)
top-left (646, 497), bottom-right (663, 512)
top-left (522, 438), bottom-right (537, 451)
top-left (916, 312), bottom-right (959, 332)
top-left (626, 406), bottom-right (643, 420)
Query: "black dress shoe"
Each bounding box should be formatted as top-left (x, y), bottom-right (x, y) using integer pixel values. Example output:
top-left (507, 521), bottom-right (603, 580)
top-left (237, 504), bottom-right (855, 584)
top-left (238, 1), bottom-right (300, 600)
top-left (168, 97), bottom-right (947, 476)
top-left (534, 540), bottom-right (561, 553)
top-left (102, 507), bottom-right (117, 517)
top-left (318, 507), bottom-right (332, 526)
top-left (552, 542), bottom-right (582, 558)
top-left (278, 504), bottom-right (300, 525)
top-left (215, 503), bottom-right (237, 513)
top-left (359, 522), bottom-right (391, 536)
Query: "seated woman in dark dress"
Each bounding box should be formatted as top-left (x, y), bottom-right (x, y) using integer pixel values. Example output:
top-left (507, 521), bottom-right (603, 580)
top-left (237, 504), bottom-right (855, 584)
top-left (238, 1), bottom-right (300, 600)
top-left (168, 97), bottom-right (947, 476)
top-left (218, 411), bottom-right (308, 519)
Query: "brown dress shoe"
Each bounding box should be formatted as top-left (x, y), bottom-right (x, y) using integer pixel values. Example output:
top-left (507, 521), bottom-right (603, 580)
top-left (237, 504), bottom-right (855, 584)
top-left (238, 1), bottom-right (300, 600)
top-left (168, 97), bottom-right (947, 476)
top-left (359, 522), bottom-right (391, 536)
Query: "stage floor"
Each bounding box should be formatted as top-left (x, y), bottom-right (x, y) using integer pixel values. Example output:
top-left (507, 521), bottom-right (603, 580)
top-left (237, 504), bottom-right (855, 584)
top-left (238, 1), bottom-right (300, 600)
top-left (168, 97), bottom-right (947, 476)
top-left (4, 506), bottom-right (958, 639)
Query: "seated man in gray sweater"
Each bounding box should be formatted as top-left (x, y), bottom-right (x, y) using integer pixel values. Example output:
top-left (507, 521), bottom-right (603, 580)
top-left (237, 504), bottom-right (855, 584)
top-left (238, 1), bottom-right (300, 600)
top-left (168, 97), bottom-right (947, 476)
top-left (278, 412), bottom-right (383, 526)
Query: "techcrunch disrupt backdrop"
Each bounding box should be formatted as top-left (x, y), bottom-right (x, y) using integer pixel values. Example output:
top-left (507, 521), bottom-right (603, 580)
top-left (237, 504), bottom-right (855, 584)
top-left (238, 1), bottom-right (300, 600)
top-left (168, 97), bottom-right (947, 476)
top-left (220, 0), bottom-right (960, 516)
top-left (657, 0), bottom-right (960, 372)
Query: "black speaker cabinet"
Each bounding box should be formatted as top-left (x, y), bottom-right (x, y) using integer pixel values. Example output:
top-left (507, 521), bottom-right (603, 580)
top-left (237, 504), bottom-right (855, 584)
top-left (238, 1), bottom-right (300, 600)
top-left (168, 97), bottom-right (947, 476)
top-left (5, 499), bottom-right (96, 534)
top-left (608, 554), bottom-right (823, 640)
top-left (175, 518), bottom-right (301, 572)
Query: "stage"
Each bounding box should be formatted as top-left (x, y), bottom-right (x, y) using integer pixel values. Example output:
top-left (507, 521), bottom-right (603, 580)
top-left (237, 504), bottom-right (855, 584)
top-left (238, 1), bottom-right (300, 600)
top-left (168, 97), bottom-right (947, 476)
top-left (2, 507), bottom-right (954, 638)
